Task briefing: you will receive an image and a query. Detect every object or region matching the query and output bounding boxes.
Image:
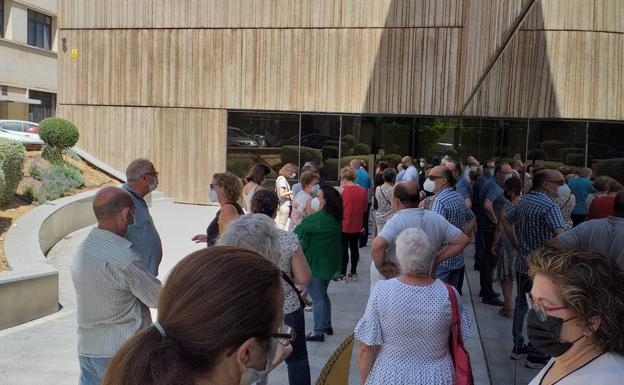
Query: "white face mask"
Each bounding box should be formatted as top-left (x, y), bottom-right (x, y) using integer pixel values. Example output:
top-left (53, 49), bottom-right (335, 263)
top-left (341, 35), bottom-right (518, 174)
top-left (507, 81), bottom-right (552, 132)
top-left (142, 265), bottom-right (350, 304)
top-left (208, 188), bottom-right (219, 202)
top-left (148, 176), bottom-right (159, 193)
top-left (310, 197), bottom-right (321, 211)
top-left (558, 184), bottom-right (571, 198)
top-left (239, 339), bottom-right (278, 385)
top-left (423, 178), bottom-right (436, 193)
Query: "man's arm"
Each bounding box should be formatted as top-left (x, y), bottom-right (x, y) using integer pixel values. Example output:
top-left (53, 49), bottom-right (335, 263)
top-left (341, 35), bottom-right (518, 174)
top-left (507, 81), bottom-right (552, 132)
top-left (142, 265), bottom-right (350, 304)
top-left (125, 256), bottom-right (162, 308)
top-left (483, 199), bottom-right (498, 224)
top-left (464, 197), bottom-right (473, 209)
top-left (464, 217), bottom-right (476, 238)
top-left (371, 236), bottom-right (397, 279)
top-left (436, 233), bottom-right (470, 263)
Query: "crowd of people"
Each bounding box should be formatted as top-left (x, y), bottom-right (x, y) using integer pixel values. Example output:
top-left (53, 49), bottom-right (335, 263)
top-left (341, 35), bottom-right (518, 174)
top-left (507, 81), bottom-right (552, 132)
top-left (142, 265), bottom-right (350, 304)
top-left (69, 154), bottom-right (624, 385)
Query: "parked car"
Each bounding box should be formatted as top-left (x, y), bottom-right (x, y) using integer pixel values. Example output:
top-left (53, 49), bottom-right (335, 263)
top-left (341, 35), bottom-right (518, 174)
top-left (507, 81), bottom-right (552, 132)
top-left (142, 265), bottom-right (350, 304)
top-left (0, 120), bottom-right (43, 144)
top-left (227, 126), bottom-right (260, 147)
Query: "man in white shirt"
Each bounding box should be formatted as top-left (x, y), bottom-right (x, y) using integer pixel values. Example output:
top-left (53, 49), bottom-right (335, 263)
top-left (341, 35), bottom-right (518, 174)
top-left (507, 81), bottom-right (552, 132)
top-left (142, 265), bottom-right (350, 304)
top-left (401, 156), bottom-right (419, 183)
top-left (370, 182), bottom-right (470, 292)
top-left (71, 187), bottom-right (161, 385)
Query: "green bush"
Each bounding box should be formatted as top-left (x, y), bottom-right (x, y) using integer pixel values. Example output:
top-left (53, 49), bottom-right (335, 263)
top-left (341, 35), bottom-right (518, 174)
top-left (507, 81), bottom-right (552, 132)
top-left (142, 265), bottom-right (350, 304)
top-left (39, 118), bottom-right (80, 163)
top-left (565, 153), bottom-right (586, 167)
top-left (281, 146), bottom-right (323, 167)
top-left (380, 154), bottom-right (402, 167)
top-left (322, 146), bottom-right (340, 160)
top-left (341, 135), bottom-right (357, 150)
top-left (29, 164), bottom-right (42, 180)
top-left (22, 184), bottom-right (44, 205)
top-left (227, 156), bottom-right (256, 178)
top-left (540, 140), bottom-right (567, 160)
top-left (340, 155), bottom-right (366, 168)
top-left (322, 159), bottom-right (339, 181)
top-left (353, 143), bottom-right (371, 156)
top-left (444, 148), bottom-right (459, 160)
top-left (0, 139), bottom-right (26, 204)
top-left (595, 158), bottom-right (624, 185)
top-left (558, 147), bottom-right (584, 160)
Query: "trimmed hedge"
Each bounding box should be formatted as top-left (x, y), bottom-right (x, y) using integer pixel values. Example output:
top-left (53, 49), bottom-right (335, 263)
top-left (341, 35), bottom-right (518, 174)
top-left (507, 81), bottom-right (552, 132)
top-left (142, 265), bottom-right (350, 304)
top-left (39, 118), bottom-right (80, 163)
top-left (322, 145), bottom-right (340, 160)
top-left (281, 145), bottom-right (322, 167)
top-left (558, 147), bottom-right (584, 160)
top-left (0, 139), bottom-right (26, 204)
top-left (380, 154), bottom-right (402, 167)
top-left (595, 158), bottom-right (624, 185)
top-left (565, 153), bottom-right (586, 167)
top-left (341, 135), bottom-right (357, 150)
top-left (541, 140), bottom-right (567, 160)
top-left (353, 143), bottom-right (371, 156)
top-left (322, 158), bottom-right (339, 181)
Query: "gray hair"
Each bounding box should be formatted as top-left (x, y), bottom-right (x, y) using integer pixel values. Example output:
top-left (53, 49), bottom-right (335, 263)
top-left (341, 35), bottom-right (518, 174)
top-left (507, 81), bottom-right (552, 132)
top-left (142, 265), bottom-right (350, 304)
top-left (395, 228), bottom-right (436, 276)
top-left (217, 214), bottom-right (281, 266)
top-left (126, 159), bottom-right (154, 182)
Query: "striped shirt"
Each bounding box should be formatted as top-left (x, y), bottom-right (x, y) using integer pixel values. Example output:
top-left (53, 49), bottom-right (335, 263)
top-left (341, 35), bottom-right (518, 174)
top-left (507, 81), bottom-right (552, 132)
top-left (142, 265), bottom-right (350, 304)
top-left (71, 228), bottom-right (161, 357)
top-left (430, 187), bottom-right (475, 269)
top-left (505, 191), bottom-right (565, 274)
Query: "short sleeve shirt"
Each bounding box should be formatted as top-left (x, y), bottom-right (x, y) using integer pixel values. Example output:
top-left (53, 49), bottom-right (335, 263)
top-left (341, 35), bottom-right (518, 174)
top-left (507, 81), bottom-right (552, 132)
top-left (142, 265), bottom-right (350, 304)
top-left (378, 208), bottom-right (463, 267)
top-left (403, 166), bottom-right (419, 183)
top-left (275, 176), bottom-right (291, 206)
top-left (480, 178), bottom-right (508, 218)
top-left (430, 188), bottom-right (474, 269)
top-left (556, 217), bottom-right (624, 269)
top-left (455, 175), bottom-right (473, 200)
top-left (277, 230), bottom-right (302, 314)
top-left (505, 191), bottom-right (565, 273)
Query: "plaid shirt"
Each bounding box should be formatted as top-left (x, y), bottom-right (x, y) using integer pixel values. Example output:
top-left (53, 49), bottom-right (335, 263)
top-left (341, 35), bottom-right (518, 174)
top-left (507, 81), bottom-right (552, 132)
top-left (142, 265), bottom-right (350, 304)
top-left (505, 190), bottom-right (565, 274)
top-left (430, 187), bottom-right (475, 270)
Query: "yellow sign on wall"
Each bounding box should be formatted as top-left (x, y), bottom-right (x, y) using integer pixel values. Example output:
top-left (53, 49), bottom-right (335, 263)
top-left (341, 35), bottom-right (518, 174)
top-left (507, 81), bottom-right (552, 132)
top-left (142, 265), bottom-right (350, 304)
top-left (71, 48), bottom-right (79, 59)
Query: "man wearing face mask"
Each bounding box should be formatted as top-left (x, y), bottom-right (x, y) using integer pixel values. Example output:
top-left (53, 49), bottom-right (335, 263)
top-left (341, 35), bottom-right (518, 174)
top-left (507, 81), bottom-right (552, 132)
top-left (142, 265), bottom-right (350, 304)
top-left (122, 159), bottom-right (163, 276)
top-left (423, 166), bottom-right (476, 293)
top-left (504, 169), bottom-right (566, 368)
top-left (477, 163), bottom-right (513, 306)
top-left (71, 187), bottom-right (161, 385)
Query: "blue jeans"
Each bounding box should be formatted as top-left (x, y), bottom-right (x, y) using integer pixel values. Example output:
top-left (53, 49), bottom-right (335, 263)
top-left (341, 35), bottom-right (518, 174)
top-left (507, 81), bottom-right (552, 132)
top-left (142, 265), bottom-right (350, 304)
top-left (284, 308), bottom-right (311, 385)
top-left (79, 356), bottom-right (111, 385)
top-left (307, 277), bottom-right (331, 335)
top-left (513, 272), bottom-right (549, 359)
top-left (436, 265), bottom-right (465, 295)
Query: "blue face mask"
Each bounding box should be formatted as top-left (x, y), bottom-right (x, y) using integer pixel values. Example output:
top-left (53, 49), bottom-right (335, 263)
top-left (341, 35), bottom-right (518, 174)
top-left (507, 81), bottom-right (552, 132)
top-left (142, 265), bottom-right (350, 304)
top-left (311, 184), bottom-right (320, 196)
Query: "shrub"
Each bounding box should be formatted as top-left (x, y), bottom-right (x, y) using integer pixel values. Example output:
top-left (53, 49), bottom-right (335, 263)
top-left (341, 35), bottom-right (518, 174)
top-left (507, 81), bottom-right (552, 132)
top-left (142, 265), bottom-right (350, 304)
top-left (341, 135), bottom-right (357, 150)
top-left (595, 158), bottom-right (624, 185)
top-left (29, 164), bottom-right (42, 180)
top-left (22, 184), bottom-right (44, 205)
top-left (380, 154), bottom-right (403, 167)
top-left (353, 143), bottom-right (371, 156)
top-left (321, 158), bottom-right (339, 181)
top-left (558, 147), bottom-right (584, 160)
top-left (540, 140), bottom-right (567, 160)
top-left (281, 146), bottom-right (322, 167)
top-left (39, 118), bottom-right (80, 163)
top-left (444, 148), bottom-right (459, 160)
top-left (0, 139), bottom-right (26, 204)
top-left (565, 153), bottom-right (586, 167)
top-left (322, 146), bottom-right (340, 160)
top-left (227, 156), bottom-right (256, 178)
top-left (340, 155), bottom-right (366, 168)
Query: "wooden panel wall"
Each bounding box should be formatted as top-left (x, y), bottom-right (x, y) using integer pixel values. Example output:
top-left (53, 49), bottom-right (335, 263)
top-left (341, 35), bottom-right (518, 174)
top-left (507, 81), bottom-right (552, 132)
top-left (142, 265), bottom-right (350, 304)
top-left (58, 28), bottom-right (462, 115)
top-left (57, 105), bottom-right (226, 204)
top-left (523, 0), bottom-right (624, 32)
top-left (59, 0), bottom-right (463, 29)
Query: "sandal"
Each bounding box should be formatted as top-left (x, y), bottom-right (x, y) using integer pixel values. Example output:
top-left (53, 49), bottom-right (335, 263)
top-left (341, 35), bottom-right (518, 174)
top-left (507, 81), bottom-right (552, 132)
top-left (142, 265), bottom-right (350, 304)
top-left (499, 307), bottom-right (513, 318)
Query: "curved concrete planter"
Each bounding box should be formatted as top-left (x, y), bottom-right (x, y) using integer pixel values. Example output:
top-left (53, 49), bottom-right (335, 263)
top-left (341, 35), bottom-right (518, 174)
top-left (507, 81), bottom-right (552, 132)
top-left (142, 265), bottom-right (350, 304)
top-left (0, 189), bottom-right (99, 330)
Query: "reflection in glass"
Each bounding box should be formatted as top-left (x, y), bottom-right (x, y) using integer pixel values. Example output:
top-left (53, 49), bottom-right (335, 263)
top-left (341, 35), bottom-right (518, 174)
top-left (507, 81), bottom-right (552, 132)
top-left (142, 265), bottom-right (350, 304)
top-left (300, 115), bottom-right (341, 182)
top-left (528, 120), bottom-right (585, 170)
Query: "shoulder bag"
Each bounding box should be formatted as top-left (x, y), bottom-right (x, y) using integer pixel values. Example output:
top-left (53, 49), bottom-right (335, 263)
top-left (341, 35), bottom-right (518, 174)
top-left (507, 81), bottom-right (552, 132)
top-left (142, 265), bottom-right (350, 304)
top-left (444, 283), bottom-right (474, 385)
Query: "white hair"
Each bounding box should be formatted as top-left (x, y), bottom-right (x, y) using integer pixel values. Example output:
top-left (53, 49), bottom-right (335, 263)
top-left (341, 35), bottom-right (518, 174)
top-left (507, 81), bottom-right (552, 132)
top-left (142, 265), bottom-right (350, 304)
top-left (217, 214), bottom-right (281, 266)
top-left (395, 228), bottom-right (436, 276)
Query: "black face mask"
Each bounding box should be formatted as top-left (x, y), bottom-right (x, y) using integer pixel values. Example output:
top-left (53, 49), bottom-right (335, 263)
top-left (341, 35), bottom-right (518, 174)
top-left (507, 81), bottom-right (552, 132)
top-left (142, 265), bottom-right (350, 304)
top-left (527, 310), bottom-right (584, 357)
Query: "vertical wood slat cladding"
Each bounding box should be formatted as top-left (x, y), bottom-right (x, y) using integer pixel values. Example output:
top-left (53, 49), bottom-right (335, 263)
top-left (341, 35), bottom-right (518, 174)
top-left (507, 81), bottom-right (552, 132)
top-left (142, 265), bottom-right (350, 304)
top-left (523, 0), bottom-right (624, 32)
top-left (56, 105), bottom-right (226, 204)
top-left (459, 0), bottom-right (530, 109)
top-left (59, 0), bottom-right (464, 29)
top-left (464, 31), bottom-right (624, 120)
top-left (58, 28), bottom-right (462, 115)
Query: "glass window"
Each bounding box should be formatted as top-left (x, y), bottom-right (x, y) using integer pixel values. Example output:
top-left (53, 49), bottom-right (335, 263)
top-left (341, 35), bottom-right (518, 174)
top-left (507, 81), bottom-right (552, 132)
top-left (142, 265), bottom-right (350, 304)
top-left (528, 120), bottom-right (586, 170)
top-left (341, 115), bottom-right (376, 169)
top-left (377, 117), bottom-right (413, 162)
top-left (226, 112), bottom-right (300, 185)
top-left (588, 121), bottom-right (624, 183)
top-left (27, 9), bottom-right (52, 50)
top-left (29, 90), bottom-right (56, 123)
top-left (0, 1), bottom-right (4, 39)
top-left (300, 114), bottom-right (341, 183)
top-left (415, 118), bottom-right (458, 163)
top-left (0, 121), bottom-right (24, 132)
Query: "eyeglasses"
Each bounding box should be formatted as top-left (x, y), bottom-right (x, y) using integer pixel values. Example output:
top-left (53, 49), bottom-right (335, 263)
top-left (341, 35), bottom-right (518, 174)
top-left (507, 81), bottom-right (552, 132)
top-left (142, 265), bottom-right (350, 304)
top-left (209, 183), bottom-right (219, 189)
top-left (428, 176), bottom-right (443, 180)
top-left (145, 172), bottom-right (159, 177)
top-left (526, 293), bottom-right (567, 321)
top-left (272, 325), bottom-right (296, 346)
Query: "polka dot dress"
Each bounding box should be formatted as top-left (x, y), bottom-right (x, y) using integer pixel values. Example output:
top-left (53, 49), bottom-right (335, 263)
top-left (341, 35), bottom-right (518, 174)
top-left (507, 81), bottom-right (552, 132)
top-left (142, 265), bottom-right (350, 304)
top-left (355, 279), bottom-right (472, 385)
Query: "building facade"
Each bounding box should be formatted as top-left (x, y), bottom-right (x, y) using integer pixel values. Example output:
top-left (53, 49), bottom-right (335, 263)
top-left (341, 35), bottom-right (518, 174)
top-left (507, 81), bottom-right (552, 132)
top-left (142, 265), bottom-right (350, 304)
top-left (0, 0), bottom-right (57, 122)
top-left (57, 0), bottom-right (624, 204)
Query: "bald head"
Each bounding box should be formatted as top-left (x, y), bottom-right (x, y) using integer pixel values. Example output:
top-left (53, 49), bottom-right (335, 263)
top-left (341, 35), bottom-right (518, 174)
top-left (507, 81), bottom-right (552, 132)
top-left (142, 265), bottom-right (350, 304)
top-left (393, 181), bottom-right (420, 208)
top-left (432, 165), bottom-right (455, 187)
top-left (401, 156), bottom-right (413, 167)
top-left (578, 167), bottom-right (592, 178)
top-left (93, 187), bottom-right (134, 222)
top-left (349, 159), bottom-right (361, 169)
top-left (532, 169), bottom-right (565, 196)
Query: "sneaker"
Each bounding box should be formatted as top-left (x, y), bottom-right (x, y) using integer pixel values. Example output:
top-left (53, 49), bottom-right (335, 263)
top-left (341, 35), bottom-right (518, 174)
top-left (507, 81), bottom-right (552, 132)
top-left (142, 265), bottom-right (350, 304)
top-left (333, 275), bottom-right (348, 284)
top-left (347, 273), bottom-right (358, 281)
top-left (510, 345), bottom-right (529, 360)
top-left (325, 327), bottom-right (334, 335)
top-left (525, 356), bottom-right (549, 369)
top-left (305, 332), bottom-right (325, 342)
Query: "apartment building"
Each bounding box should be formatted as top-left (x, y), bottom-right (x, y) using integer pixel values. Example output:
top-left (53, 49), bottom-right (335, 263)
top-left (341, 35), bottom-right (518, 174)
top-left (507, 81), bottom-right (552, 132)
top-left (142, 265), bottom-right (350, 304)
top-left (0, 0), bottom-right (57, 122)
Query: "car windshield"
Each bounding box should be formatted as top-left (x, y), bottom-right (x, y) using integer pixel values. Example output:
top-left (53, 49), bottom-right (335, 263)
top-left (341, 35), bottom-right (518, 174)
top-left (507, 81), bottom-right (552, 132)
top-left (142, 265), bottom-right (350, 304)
top-left (0, 122), bottom-right (24, 132)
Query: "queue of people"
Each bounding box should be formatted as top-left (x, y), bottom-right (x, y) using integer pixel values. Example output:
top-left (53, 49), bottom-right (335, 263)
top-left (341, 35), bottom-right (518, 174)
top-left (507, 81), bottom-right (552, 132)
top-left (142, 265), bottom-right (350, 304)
top-left (70, 155), bottom-right (624, 385)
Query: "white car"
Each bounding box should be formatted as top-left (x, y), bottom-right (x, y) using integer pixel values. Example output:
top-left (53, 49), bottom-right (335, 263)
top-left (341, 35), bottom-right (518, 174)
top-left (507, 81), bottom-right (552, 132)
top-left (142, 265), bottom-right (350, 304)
top-left (0, 120), bottom-right (44, 144)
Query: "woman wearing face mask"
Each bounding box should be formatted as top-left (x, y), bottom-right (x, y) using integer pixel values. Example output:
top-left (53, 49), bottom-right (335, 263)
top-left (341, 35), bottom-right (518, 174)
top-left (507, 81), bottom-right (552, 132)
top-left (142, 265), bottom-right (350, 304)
top-left (275, 163), bottom-right (298, 230)
top-left (526, 247), bottom-right (624, 385)
top-left (294, 184), bottom-right (343, 342)
top-left (242, 164), bottom-right (271, 213)
top-left (102, 246), bottom-right (293, 385)
top-left (554, 180), bottom-right (575, 230)
top-left (191, 172), bottom-right (244, 246)
top-left (289, 171), bottom-right (320, 231)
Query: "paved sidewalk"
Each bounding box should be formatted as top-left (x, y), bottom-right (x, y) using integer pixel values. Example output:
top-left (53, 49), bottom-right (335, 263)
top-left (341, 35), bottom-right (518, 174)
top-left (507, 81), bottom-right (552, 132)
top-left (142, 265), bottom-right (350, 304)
top-left (0, 200), bottom-right (495, 385)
